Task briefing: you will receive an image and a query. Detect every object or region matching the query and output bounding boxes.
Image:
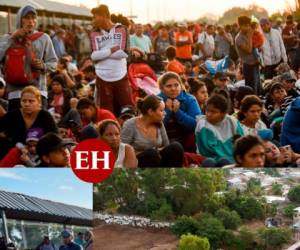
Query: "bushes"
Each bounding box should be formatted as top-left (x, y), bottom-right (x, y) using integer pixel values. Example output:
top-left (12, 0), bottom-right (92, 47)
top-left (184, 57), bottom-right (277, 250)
top-left (178, 234), bottom-right (210, 250)
top-left (170, 216), bottom-right (200, 236)
top-left (288, 185), bottom-right (300, 203)
top-left (215, 208), bottom-right (241, 230)
top-left (259, 227), bottom-right (292, 249)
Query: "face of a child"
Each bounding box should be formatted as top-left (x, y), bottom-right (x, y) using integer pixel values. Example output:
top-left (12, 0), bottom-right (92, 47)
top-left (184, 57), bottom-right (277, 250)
top-left (215, 78), bottom-right (228, 90)
top-left (240, 24), bottom-right (251, 34)
top-left (206, 105), bottom-right (226, 124)
top-left (243, 104), bottom-right (262, 124)
top-left (195, 86), bottom-right (208, 105)
top-left (264, 141), bottom-right (281, 163)
top-left (27, 140), bottom-right (38, 155)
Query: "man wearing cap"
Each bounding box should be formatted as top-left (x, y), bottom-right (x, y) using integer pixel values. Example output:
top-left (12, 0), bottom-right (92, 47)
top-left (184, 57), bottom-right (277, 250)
top-left (281, 72), bottom-right (299, 98)
top-left (130, 24), bottom-right (153, 53)
top-left (175, 22), bottom-right (193, 63)
top-left (59, 230), bottom-right (82, 250)
top-left (36, 133), bottom-right (73, 167)
top-left (0, 5), bottom-right (57, 111)
top-left (260, 17), bottom-right (287, 79)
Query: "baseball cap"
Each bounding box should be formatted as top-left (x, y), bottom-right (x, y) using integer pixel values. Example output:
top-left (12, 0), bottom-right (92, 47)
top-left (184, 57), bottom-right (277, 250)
top-left (281, 72), bottom-right (296, 82)
top-left (26, 128), bottom-right (44, 142)
top-left (119, 106), bottom-right (136, 119)
top-left (36, 133), bottom-right (75, 157)
top-left (61, 230), bottom-right (72, 238)
top-left (214, 72), bottom-right (228, 81)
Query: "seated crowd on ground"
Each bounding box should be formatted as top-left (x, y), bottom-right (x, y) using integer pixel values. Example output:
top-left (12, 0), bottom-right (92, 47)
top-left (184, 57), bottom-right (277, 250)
top-left (1, 4), bottom-right (300, 167)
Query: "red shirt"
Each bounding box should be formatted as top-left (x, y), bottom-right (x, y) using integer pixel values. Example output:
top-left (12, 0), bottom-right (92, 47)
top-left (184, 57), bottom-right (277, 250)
top-left (175, 31), bottom-right (193, 59)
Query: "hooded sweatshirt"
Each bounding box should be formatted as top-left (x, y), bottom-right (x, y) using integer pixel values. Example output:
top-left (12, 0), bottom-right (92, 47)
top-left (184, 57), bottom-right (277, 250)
top-left (280, 97), bottom-right (300, 153)
top-left (0, 5), bottom-right (57, 99)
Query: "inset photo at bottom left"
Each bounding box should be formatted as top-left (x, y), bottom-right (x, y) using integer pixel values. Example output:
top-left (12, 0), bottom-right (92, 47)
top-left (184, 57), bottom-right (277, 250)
top-left (0, 168), bottom-right (93, 250)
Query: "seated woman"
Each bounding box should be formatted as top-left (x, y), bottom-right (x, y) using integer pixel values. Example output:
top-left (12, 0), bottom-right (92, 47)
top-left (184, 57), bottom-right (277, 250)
top-left (195, 94), bottom-right (244, 163)
top-left (0, 86), bottom-right (58, 156)
top-left (98, 119), bottom-right (137, 169)
top-left (238, 95), bottom-right (270, 138)
top-left (48, 74), bottom-right (80, 128)
top-left (188, 78), bottom-right (208, 113)
top-left (232, 135), bottom-right (265, 168)
top-left (158, 72), bottom-right (202, 152)
top-left (264, 140), bottom-right (300, 167)
top-left (121, 94), bottom-right (184, 167)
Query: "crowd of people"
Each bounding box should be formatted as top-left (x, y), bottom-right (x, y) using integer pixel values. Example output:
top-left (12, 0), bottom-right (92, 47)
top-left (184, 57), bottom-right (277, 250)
top-left (1, 3), bottom-right (300, 167)
top-left (0, 230), bottom-right (93, 250)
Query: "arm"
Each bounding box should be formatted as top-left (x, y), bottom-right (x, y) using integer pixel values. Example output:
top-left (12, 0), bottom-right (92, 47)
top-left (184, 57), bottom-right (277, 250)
top-left (0, 34), bottom-right (12, 62)
top-left (43, 34), bottom-right (58, 73)
top-left (174, 96), bottom-right (202, 130)
top-left (124, 144), bottom-right (138, 168)
top-left (279, 32), bottom-right (288, 63)
top-left (120, 119), bottom-right (135, 145)
top-left (43, 111), bottom-right (58, 134)
top-left (160, 123), bottom-right (170, 147)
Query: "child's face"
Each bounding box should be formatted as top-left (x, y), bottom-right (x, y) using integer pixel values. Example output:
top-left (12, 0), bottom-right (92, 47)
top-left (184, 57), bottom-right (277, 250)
top-left (215, 79), bottom-right (228, 89)
top-left (206, 105), bottom-right (226, 124)
top-left (27, 141), bottom-right (38, 155)
top-left (195, 86), bottom-right (208, 104)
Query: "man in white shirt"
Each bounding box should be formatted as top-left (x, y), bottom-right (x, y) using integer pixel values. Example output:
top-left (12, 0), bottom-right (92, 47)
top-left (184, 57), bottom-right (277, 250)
top-left (197, 25), bottom-right (215, 59)
top-left (90, 4), bottom-right (134, 114)
top-left (260, 18), bottom-right (287, 79)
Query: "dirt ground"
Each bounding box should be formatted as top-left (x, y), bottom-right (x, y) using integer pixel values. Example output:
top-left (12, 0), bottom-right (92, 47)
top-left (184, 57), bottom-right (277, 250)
top-left (93, 222), bottom-right (179, 250)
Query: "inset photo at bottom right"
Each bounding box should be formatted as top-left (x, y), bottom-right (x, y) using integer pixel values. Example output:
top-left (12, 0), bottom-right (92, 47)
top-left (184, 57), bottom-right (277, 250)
top-left (94, 168), bottom-right (300, 250)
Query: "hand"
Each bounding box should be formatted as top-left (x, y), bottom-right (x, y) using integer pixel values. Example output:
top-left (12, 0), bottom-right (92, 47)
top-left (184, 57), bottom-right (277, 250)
top-left (11, 28), bottom-right (28, 39)
top-left (165, 99), bottom-right (173, 111)
top-left (173, 99), bottom-right (181, 112)
top-left (31, 59), bottom-right (45, 71)
top-left (111, 45), bottom-right (120, 54)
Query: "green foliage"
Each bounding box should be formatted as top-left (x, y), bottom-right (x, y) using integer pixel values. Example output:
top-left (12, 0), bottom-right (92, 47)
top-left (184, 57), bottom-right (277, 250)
top-left (262, 169), bottom-right (281, 177)
top-left (265, 203), bottom-right (277, 217)
top-left (150, 201), bottom-right (173, 221)
top-left (215, 208), bottom-right (241, 230)
top-left (259, 227), bottom-right (292, 249)
top-left (170, 216), bottom-right (200, 237)
top-left (283, 204), bottom-right (296, 218)
top-left (247, 178), bottom-right (262, 196)
top-left (236, 227), bottom-right (258, 250)
top-left (196, 217), bottom-right (226, 249)
top-left (288, 185), bottom-right (300, 203)
top-left (178, 234), bottom-right (210, 250)
top-left (228, 195), bottom-right (264, 220)
top-left (271, 183), bottom-right (283, 196)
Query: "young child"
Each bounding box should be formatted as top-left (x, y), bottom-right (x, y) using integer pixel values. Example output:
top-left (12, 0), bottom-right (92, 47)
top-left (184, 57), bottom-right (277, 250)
top-left (251, 16), bottom-right (264, 65)
top-left (165, 45), bottom-right (186, 76)
top-left (195, 94), bottom-right (244, 163)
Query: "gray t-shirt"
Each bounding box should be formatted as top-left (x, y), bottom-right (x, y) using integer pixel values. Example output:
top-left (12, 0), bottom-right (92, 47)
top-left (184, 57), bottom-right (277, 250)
top-left (121, 117), bottom-right (169, 152)
top-left (215, 34), bottom-right (231, 58)
top-left (235, 32), bottom-right (256, 65)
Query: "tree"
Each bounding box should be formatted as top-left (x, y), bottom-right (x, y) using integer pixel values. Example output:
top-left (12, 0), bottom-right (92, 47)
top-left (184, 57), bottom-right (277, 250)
top-left (271, 183), bottom-right (283, 196)
top-left (178, 234), bottom-right (210, 250)
top-left (196, 216), bottom-right (226, 249)
top-left (170, 216), bottom-right (200, 237)
top-left (218, 5), bottom-right (268, 25)
top-left (150, 200), bottom-right (173, 221)
top-left (247, 178), bottom-right (262, 196)
top-left (215, 208), bottom-right (241, 230)
top-left (236, 227), bottom-right (258, 250)
top-left (259, 228), bottom-right (292, 249)
top-left (288, 185), bottom-right (300, 202)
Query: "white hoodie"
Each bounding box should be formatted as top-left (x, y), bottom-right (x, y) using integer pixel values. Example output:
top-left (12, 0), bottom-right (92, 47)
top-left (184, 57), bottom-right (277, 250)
top-left (91, 24), bottom-right (129, 82)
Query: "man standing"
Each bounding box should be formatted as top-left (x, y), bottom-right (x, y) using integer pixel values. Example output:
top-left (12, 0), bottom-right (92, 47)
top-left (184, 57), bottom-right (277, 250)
top-left (90, 4), bottom-right (134, 114)
top-left (35, 236), bottom-right (56, 250)
top-left (130, 24), bottom-right (152, 53)
top-left (215, 25), bottom-right (233, 59)
top-left (83, 231), bottom-right (93, 250)
top-left (197, 25), bottom-right (216, 59)
top-left (0, 5), bottom-right (57, 111)
top-left (59, 230), bottom-right (82, 250)
top-left (175, 22), bottom-right (193, 63)
top-left (235, 16), bottom-right (261, 95)
top-left (260, 18), bottom-right (287, 79)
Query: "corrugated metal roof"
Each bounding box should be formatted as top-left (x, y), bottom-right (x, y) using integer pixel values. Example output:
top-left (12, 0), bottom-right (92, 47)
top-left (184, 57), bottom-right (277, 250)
top-left (0, 190), bottom-right (92, 226)
top-left (0, 0), bottom-right (91, 18)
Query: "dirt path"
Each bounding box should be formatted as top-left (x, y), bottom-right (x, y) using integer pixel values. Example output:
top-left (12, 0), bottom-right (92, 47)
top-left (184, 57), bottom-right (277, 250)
top-left (93, 223), bottom-right (179, 250)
